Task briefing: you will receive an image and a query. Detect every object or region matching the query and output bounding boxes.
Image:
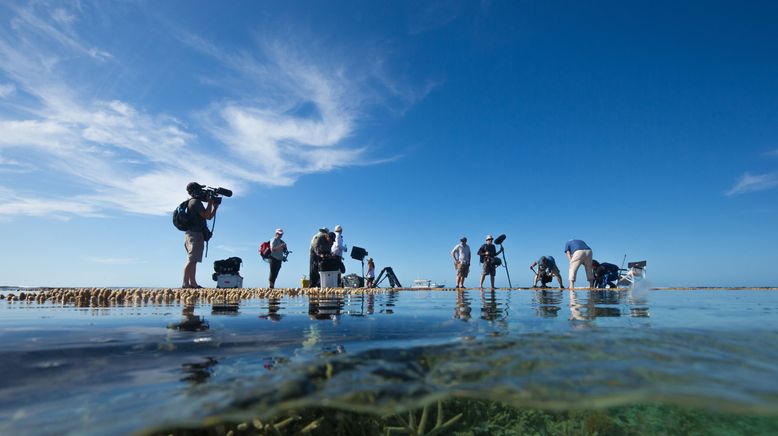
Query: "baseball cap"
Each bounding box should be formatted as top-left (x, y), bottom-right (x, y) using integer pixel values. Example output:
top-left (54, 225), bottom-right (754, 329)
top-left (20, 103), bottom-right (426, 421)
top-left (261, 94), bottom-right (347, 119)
top-left (460, 236), bottom-right (467, 242)
top-left (275, 228), bottom-right (284, 235)
top-left (486, 234), bottom-right (493, 240)
top-left (334, 225), bottom-right (343, 232)
top-left (186, 182), bottom-right (204, 193)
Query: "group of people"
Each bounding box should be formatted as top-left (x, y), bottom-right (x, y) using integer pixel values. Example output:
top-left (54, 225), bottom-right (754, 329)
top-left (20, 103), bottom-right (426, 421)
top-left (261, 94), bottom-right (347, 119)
top-left (308, 225), bottom-right (349, 288)
top-left (450, 235), bottom-right (505, 289)
top-left (452, 237), bottom-right (619, 290)
top-left (181, 183), bottom-right (620, 290)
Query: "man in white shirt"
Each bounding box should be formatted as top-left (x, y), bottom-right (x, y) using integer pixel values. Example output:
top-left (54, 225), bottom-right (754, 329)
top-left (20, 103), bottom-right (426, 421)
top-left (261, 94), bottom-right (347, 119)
top-left (331, 225), bottom-right (347, 258)
top-left (451, 236), bottom-right (471, 289)
top-left (331, 225), bottom-right (348, 284)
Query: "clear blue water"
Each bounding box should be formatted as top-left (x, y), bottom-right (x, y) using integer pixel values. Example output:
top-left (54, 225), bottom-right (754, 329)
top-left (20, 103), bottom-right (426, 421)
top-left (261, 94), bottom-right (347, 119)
top-left (0, 289), bottom-right (777, 435)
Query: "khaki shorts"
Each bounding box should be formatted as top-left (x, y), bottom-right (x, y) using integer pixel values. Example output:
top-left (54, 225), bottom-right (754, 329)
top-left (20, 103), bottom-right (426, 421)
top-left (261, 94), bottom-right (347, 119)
top-left (457, 262), bottom-right (470, 278)
top-left (184, 231), bottom-right (204, 263)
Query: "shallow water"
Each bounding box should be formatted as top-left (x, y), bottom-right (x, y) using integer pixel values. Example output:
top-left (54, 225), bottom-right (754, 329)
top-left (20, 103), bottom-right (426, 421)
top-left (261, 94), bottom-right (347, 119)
top-left (1, 289), bottom-right (777, 435)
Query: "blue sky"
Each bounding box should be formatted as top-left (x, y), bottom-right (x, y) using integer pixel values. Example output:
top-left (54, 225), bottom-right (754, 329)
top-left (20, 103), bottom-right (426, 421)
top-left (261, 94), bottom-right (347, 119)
top-left (1, 0), bottom-right (777, 288)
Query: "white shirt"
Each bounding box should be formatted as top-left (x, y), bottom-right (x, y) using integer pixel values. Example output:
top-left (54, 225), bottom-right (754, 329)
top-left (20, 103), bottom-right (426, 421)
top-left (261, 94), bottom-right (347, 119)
top-left (331, 232), bottom-right (347, 257)
top-left (451, 243), bottom-right (471, 264)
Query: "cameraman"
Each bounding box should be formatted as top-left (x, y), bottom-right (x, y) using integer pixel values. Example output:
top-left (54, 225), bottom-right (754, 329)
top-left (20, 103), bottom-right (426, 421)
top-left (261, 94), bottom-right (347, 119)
top-left (182, 182), bottom-right (219, 288)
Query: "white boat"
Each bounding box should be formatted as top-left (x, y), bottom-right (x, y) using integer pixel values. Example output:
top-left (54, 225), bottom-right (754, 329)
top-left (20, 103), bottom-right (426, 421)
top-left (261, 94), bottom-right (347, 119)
top-left (411, 279), bottom-right (445, 289)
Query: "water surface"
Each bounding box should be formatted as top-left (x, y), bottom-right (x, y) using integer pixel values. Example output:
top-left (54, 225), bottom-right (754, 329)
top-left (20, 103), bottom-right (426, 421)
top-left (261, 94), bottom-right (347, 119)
top-left (1, 289), bottom-right (777, 435)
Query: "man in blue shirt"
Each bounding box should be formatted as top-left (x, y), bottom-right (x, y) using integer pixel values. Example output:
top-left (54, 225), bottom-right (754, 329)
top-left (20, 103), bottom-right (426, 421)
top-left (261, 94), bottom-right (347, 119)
top-left (564, 239), bottom-right (594, 289)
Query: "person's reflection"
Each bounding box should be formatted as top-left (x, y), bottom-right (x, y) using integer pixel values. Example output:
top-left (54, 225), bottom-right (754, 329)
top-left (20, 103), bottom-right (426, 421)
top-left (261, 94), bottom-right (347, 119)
top-left (367, 293), bottom-right (375, 315)
top-left (180, 357), bottom-right (218, 384)
top-left (168, 305), bottom-right (209, 331)
top-left (308, 294), bottom-right (345, 322)
top-left (569, 290), bottom-right (622, 320)
top-left (381, 290), bottom-right (398, 314)
top-left (480, 290), bottom-right (506, 323)
top-left (628, 289), bottom-right (651, 318)
top-left (569, 290), bottom-right (586, 321)
top-left (533, 289), bottom-right (562, 318)
top-left (454, 290), bottom-right (472, 321)
top-left (589, 289), bottom-right (622, 317)
top-left (258, 297), bottom-right (283, 322)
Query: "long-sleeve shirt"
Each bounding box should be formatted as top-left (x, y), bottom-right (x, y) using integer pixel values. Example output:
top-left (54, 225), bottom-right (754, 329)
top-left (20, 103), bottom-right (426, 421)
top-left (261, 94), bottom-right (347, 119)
top-left (331, 232), bottom-right (347, 257)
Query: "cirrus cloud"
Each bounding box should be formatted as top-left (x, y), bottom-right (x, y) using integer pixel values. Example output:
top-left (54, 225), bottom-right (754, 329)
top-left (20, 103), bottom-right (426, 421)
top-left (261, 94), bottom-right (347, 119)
top-left (0, 1), bottom-right (422, 219)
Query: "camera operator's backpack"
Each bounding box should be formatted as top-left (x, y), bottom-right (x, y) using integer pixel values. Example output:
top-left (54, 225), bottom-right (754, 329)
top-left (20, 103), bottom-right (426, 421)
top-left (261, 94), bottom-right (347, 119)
top-left (172, 200), bottom-right (191, 231)
top-left (259, 241), bottom-right (271, 261)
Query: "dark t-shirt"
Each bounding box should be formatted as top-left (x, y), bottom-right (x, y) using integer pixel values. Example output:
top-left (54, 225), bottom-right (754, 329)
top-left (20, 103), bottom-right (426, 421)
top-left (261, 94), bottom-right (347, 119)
top-left (595, 262), bottom-right (620, 279)
top-left (477, 244), bottom-right (497, 263)
top-left (187, 198), bottom-right (206, 233)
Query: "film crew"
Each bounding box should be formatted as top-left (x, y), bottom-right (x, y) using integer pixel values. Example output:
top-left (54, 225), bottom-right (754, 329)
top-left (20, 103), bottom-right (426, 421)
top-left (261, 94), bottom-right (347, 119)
top-left (530, 255), bottom-right (565, 288)
top-left (565, 239), bottom-right (594, 290)
top-left (182, 182), bottom-right (219, 289)
top-left (309, 227), bottom-right (329, 288)
top-left (365, 257), bottom-right (376, 288)
top-left (268, 228), bottom-right (287, 289)
top-left (477, 235), bottom-right (502, 290)
top-left (592, 260), bottom-right (620, 288)
top-left (451, 236), bottom-right (471, 289)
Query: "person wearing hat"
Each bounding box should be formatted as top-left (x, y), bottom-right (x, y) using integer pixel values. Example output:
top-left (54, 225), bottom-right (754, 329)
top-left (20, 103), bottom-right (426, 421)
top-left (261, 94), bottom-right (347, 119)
top-left (331, 225), bottom-right (348, 285)
top-left (477, 235), bottom-right (502, 290)
top-left (182, 182), bottom-right (219, 289)
top-left (268, 228), bottom-right (287, 289)
top-left (365, 257), bottom-right (376, 288)
top-left (309, 227), bottom-right (330, 287)
top-left (450, 236), bottom-right (471, 289)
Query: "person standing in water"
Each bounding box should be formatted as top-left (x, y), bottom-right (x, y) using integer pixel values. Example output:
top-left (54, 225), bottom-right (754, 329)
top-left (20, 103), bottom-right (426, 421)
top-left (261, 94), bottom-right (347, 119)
top-left (451, 236), bottom-right (471, 289)
top-left (564, 239), bottom-right (594, 289)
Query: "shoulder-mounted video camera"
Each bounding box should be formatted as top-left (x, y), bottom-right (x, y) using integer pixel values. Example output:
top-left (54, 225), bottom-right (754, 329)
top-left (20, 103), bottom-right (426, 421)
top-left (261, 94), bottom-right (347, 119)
top-left (189, 183), bottom-right (233, 205)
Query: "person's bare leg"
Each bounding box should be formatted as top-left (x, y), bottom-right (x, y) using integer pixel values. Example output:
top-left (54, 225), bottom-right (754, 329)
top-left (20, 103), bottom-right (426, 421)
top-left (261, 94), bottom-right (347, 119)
top-left (556, 273), bottom-right (565, 288)
top-left (183, 260), bottom-right (198, 288)
top-left (489, 274), bottom-right (495, 290)
top-left (479, 274), bottom-right (485, 289)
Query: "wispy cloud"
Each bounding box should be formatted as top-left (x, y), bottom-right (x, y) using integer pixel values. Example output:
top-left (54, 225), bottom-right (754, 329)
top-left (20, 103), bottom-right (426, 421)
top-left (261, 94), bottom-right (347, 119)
top-left (0, 2), bottom-right (422, 219)
top-left (765, 149), bottom-right (778, 157)
top-left (408, 1), bottom-right (463, 35)
top-left (0, 83), bottom-right (15, 98)
top-left (87, 257), bottom-right (147, 265)
top-left (725, 172), bottom-right (778, 196)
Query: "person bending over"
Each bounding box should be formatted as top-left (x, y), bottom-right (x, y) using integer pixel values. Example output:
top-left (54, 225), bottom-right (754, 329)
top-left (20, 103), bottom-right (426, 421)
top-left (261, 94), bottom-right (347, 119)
top-left (530, 255), bottom-right (565, 288)
top-left (592, 260), bottom-right (620, 288)
top-left (564, 239), bottom-right (593, 290)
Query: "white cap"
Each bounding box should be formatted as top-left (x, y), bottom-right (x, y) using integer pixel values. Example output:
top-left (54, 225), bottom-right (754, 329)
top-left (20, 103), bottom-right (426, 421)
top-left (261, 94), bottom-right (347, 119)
top-left (275, 228), bottom-right (283, 235)
top-left (334, 224), bottom-right (342, 232)
top-left (486, 234), bottom-right (494, 241)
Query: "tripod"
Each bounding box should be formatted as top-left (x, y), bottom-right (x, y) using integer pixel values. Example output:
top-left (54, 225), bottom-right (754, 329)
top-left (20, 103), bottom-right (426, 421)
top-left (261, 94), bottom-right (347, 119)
top-left (374, 267), bottom-right (402, 288)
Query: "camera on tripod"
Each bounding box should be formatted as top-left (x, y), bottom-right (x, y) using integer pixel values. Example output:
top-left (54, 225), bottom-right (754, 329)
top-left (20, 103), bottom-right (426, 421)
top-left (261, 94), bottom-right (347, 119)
top-left (197, 186), bottom-right (233, 204)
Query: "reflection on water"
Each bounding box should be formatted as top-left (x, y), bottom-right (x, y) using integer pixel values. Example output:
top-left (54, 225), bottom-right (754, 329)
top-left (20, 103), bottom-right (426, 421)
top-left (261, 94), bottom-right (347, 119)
top-left (454, 290), bottom-right (472, 321)
top-left (480, 290), bottom-right (508, 327)
top-left (568, 289), bottom-right (652, 321)
top-left (167, 305), bottom-right (209, 331)
top-left (258, 297), bottom-right (283, 322)
top-left (308, 295), bottom-right (345, 321)
top-left (532, 289), bottom-right (563, 318)
top-left (1, 289), bottom-right (776, 436)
